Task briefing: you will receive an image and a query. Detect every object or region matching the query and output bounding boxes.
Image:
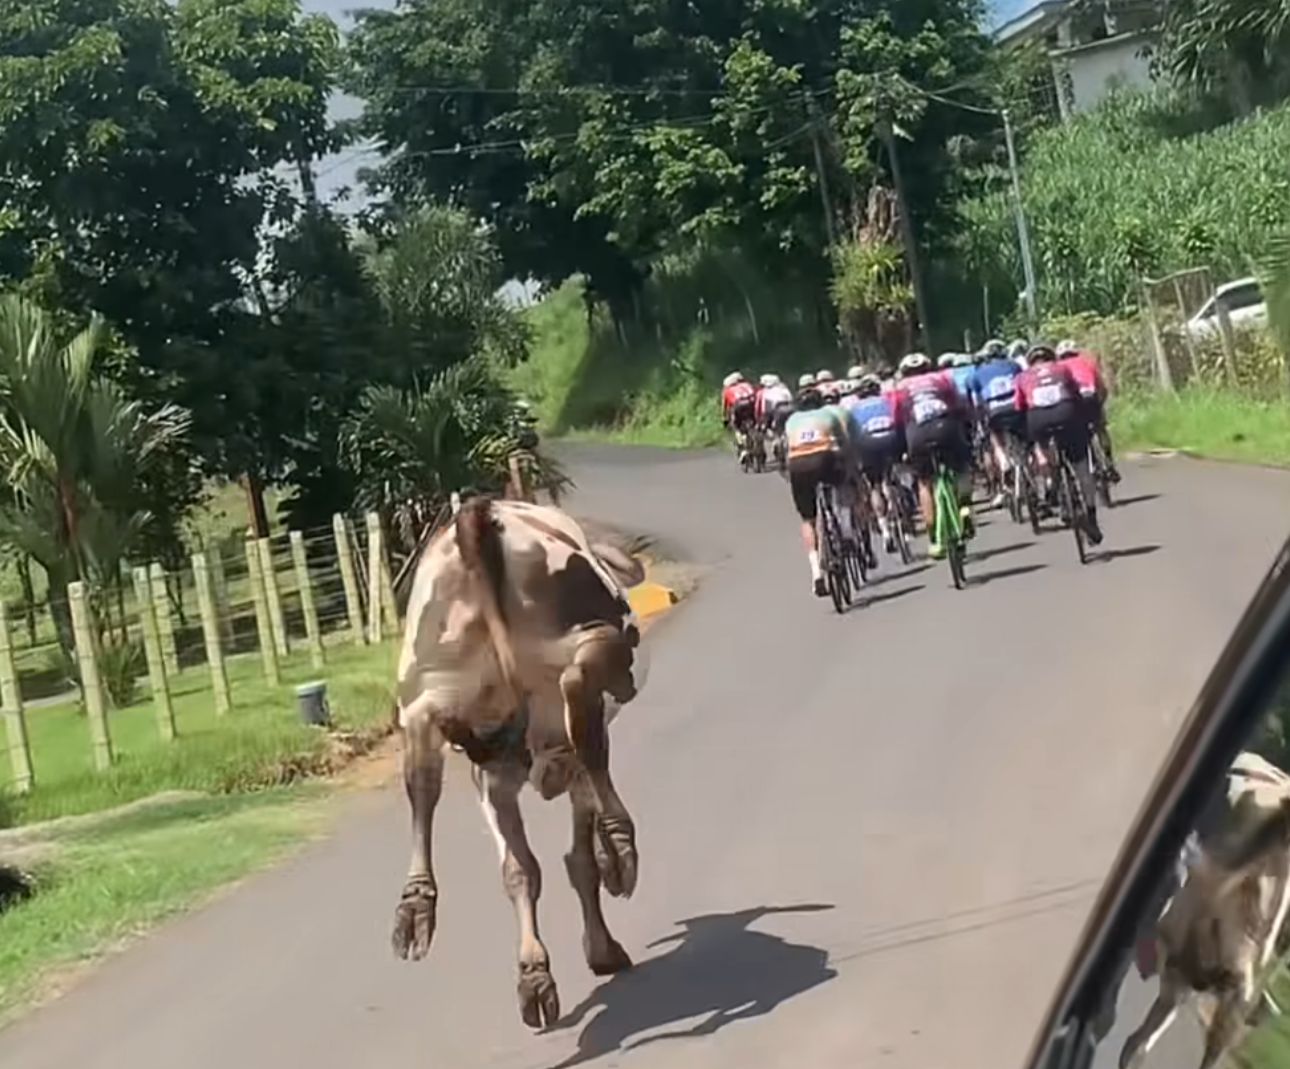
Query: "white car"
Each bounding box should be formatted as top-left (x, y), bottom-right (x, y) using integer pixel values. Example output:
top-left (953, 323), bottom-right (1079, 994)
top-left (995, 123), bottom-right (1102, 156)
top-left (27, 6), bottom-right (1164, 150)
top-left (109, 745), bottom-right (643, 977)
top-left (1185, 276), bottom-right (1267, 340)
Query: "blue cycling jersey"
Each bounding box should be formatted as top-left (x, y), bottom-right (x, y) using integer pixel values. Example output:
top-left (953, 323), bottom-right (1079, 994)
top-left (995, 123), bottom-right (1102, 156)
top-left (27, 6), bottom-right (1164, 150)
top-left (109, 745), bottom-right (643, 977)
top-left (845, 394), bottom-right (899, 440)
top-left (968, 357), bottom-right (1022, 413)
top-left (950, 365), bottom-right (974, 399)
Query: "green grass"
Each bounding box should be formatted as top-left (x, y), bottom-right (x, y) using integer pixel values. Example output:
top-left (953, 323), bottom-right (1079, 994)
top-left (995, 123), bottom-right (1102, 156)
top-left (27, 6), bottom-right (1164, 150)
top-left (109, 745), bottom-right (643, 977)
top-left (0, 641), bottom-right (398, 828)
top-left (0, 786), bottom-right (337, 1023)
top-left (1112, 388), bottom-right (1290, 467)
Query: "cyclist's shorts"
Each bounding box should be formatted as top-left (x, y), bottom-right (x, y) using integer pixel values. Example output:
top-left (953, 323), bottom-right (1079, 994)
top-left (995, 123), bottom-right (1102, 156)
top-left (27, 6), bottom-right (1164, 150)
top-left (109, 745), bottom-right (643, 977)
top-left (855, 432), bottom-right (905, 484)
top-left (770, 402), bottom-right (795, 434)
top-left (1027, 400), bottom-right (1090, 462)
top-left (1079, 394), bottom-right (1106, 430)
top-left (788, 450), bottom-right (844, 522)
top-left (987, 407), bottom-right (1026, 442)
top-left (905, 416), bottom-right (971, 480)
top-left (731, 399), bottom-right (756, 430)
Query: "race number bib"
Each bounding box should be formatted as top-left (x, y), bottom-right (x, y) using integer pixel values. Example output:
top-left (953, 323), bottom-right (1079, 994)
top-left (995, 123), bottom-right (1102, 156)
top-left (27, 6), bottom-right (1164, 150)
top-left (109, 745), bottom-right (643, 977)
top-left (987, 376), bottom-right (1015, 399)
top-left (912, 397), bottom-right (947, 425)
top-left (1031, 383), bottom-right (1065, 408)
top-left (864, 415), bottom-right (895, 434)
top-left (794, 427), bottom-right (820, 445)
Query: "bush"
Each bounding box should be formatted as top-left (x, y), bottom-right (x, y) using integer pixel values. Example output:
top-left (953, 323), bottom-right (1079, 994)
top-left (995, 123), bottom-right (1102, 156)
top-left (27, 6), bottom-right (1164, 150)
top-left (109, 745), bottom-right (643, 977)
top-left (98, 638), bottom-right (143, 710)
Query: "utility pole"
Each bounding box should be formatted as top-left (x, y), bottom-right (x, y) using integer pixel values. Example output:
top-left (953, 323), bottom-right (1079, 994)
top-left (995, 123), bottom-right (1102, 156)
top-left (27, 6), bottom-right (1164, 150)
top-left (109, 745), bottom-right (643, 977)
top-left (877, 117), bottom-right (932, 355)
top-left (806, 96), bottom-right (838, 249)
top-left (1003, 109), bottom-right (1039, 328)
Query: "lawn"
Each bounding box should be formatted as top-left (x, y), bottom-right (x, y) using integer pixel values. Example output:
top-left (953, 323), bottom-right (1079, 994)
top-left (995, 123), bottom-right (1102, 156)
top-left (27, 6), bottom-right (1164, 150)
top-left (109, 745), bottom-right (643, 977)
top-left (0, 786), bottom-right (338, 1024)
top-left (1112, 389), bottom-right (1290, 468)
top-left (0, 640), bottom-right (399, 827)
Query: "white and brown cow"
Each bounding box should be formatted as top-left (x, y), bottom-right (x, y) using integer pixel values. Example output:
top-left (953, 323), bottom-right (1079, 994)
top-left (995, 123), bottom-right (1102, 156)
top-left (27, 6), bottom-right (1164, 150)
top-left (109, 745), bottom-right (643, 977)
top-left (391, 496), bottom-right (646, 1029)
top-left (1120, 752), bottom-right (1290, 1069)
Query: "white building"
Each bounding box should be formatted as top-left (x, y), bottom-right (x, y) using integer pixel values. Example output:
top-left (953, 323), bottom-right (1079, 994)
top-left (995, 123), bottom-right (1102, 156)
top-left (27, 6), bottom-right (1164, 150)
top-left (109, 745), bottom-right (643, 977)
top-left (995, 0), bottom-right (1162, 119)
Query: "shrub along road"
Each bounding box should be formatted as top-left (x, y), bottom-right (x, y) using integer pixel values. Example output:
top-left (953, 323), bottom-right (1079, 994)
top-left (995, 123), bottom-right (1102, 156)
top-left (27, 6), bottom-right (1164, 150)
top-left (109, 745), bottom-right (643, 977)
top-left (0, 445), bottom-right (1287, 1069)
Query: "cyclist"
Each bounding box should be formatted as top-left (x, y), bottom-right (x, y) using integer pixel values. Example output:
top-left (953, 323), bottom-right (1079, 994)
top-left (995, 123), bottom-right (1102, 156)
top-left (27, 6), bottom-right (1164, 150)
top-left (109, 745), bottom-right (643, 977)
top-left (721, 371), bottom-right (757, 462)
top-left (1014, 344), bottom-right (1103, 545)
top-left (846, 373), bottom-right (905, 555)
top-left (1057, 339), bottom-right (1120, 484)
top-left (894, 353), bottom-right (974, 560)
top-left (757, 373), bottom-right (794, 431)
top-left (968, 341), bottom-right (1025, 508)
top-left (847, 364), bottom-right (869, 382)
top-left (815, 368), bottom-right (840, 402)
top-left (1008, 339), bottom-right (1030, 370)
top-left (785, 384), bottom-right (858, 597)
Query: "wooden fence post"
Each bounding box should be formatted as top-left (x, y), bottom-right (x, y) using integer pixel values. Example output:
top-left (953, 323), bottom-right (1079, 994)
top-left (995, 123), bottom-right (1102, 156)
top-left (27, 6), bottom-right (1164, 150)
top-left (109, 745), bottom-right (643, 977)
top-left (244, 539), bottom-right (281, 686)
top-left (148, 563), bottom-right (180, 676)
top-left (0, 607), bottom-right (34, 793)
top-left (333, 514), bottom-right (366, 646)
top-left (192, 552), bottom-right (231, 715)
top-left (257, 537), bottom-right (289, 658)
top-left (1140, 277), bottom-right (1175, 394)
top-left (132, 567), bottom-right (176, 741)
top-left (208, 541), bottom-right (234, 645)
top-left (366, 512), bottom-right (400, 641)
top-left (68, 581), bottom-right (113, 771)
top-left (290, 531), bottom-right (325, 670)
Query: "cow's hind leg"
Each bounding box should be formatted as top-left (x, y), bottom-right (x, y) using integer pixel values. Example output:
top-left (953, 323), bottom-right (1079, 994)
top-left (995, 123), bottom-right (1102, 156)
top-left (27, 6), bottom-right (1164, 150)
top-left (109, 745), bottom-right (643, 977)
top-left (392, 693), bottom-right (445, 961)
top-left (478, 762), bottom-right (560, 1029)
top-left (1119, 972), bottom-right (1184, 1069)
top-left (566, 776), bottom-right (632, 976)
top-left (561, 640), bottom-right (637, 899)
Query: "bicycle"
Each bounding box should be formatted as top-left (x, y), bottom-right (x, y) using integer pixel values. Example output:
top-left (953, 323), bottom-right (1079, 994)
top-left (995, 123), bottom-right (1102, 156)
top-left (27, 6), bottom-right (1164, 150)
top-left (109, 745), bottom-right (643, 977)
top-left (1037, 435), bottom-right (1093, 564)
top-left (929, 447), bottom-right (969, 590)
top-left (1004, 431), bottom-right (1043, 535)
top-left (878, 466), bottom-right (915, 565)
top-left (814, 481), bottom-right (855, 613)
top-left (1089, 429), bottom-right (1115, 509)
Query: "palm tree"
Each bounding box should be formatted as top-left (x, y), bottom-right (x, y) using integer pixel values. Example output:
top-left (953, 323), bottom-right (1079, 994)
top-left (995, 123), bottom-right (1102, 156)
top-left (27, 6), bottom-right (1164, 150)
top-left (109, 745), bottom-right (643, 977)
top-left (0, 296), bottom-right (191, 649)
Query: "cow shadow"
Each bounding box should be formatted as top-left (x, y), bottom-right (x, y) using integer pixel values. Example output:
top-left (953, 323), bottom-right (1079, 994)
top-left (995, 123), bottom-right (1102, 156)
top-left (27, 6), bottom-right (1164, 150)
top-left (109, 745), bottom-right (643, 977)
top-left (550, 904), bottom-right (836, 1067)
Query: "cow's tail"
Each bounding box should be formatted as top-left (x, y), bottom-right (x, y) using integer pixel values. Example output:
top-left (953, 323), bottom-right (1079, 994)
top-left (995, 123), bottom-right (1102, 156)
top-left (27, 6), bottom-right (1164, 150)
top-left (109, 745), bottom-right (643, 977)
top-left (455, 497), bottom-right (524, 706)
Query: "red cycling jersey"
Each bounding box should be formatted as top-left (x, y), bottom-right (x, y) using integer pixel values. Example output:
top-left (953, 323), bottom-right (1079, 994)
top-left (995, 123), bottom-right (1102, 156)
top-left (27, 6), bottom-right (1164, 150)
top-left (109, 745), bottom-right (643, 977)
top-left (1013, 362), bottom-right (1080, 413)
top-left (895, 370), bottom-right (962, 427)
top-left (721, 381), bottom-right (755, 420)
top-left (1059, 351), bottom-right (1106, 400)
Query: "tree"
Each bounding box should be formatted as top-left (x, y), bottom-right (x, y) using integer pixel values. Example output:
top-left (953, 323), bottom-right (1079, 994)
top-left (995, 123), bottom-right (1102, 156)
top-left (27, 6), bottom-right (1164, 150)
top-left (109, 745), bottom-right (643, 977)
top-left (0, 296), bottom-right (191, 648)
top-left (1158, 0), bottom-right (1290, 114)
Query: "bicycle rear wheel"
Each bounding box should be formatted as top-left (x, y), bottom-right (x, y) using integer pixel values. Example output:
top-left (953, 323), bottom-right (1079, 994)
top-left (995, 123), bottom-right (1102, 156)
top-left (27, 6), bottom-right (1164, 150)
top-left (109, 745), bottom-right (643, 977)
top-left (933, 463), bottom-right (968, 590)
top-left (1091, 437), bottom-right (1114, 509)
top-left (889, 488), bottom-right (914, 565)
top-left (1060, 463), bottom-right (1088, 564)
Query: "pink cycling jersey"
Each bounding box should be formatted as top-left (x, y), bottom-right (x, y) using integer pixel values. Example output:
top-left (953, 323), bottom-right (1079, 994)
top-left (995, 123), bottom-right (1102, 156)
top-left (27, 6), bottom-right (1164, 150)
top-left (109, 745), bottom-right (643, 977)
top-left (1060, 351), bottom-right (1106, 400)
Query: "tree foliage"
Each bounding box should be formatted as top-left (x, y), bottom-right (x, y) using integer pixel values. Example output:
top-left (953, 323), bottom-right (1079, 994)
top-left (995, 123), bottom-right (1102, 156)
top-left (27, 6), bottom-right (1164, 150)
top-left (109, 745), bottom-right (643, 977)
top-left (1158, 0), bottom-right (1290, 114)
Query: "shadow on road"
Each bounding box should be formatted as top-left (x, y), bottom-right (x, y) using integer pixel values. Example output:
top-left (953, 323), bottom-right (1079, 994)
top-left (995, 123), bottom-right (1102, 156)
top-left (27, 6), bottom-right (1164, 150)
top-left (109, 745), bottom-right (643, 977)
top-left (968, 540), bottom-right (1034, 564)
top-left (855, 585), bottom-right (924, 610)
top-left (1111, 493), bottom-right (1160, 509)
top-left (550, 904), bottom-right (837, 1067)
top-left (969, 563), bottom-right (1047, 587)
top-left (1093, 544), bottom-right (1161, 564)
top-left (867, 562), bottom-right (930, 587)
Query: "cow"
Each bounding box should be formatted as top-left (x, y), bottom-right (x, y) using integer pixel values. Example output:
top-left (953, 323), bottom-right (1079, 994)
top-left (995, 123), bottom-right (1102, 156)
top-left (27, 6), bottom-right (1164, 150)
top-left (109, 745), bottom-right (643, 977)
top-left (390, 496), bottom-right (647, 1029)
top-left (1120, 752), bottom-right (1290, 1069)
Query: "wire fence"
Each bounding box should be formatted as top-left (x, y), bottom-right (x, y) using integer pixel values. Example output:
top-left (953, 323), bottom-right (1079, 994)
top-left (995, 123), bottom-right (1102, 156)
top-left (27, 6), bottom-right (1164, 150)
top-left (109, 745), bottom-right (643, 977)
top-left (0, 510), bottom-right (437, 793)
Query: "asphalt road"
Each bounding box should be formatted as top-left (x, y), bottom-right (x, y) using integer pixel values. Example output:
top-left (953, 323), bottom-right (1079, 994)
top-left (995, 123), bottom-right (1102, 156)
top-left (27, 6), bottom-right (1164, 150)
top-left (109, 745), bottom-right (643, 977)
top-left (2, 445), bottom-right (1288, 1069)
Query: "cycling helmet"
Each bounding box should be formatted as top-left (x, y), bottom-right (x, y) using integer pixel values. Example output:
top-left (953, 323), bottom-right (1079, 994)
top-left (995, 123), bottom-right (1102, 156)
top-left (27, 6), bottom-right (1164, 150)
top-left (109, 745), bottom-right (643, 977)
top-left (1056, 338), bottom-right (1079, 357)
top-left (898, 353), bottom-right (931, 378)
top-left (765, 373), bottom-right (782, 387)
top-left (1008, 339), bottom-right (1028, 360)
top-left (816, 369), bottom-right (836, 383)
top-left (937, 352), bottom-right (957, 369)
top-left (953, 352), bottom-right (973, 367)
top-left (847, 364), bottom-right (867, 380)
top-left (759, 373), bottom-right (776, 387)
top-left (796, 387), bottom-right (824, 410)
top-left (722, 371), bottom-right (744, 388)
top-left (985, 338), bottom-right (1007, 358)
top-left (798, 372), bottom-right (816, 388)
top-left (837, 378), bottom-right (859, 397)
top-left (857, 373), bottom-right (882, 397)
top-left (1028, 343), bottom-right (1058, 363)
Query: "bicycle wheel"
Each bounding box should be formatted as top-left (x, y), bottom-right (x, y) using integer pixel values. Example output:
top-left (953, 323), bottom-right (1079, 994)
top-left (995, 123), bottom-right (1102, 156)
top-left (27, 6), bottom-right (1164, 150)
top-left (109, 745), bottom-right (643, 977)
top-left (1091, 437), bottom-right (1114, 509)
top-left (890, 490), bottom-right (914, 565)
top-left (1061, 462), bottom-right (1088, 564)
top-left (934, 464), bottom-right (967, 589)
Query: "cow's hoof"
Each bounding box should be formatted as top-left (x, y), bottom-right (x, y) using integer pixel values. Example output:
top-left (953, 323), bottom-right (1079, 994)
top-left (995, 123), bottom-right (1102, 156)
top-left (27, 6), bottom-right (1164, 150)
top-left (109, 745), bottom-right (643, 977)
top-left (391, 880), bottom-right (437, 961)
top-left (594, 814), bottom-right (638, 898)
top-left (517, 962), bottom-right (560, 1029)
top-left (585, 933), bottom-right (632, 976)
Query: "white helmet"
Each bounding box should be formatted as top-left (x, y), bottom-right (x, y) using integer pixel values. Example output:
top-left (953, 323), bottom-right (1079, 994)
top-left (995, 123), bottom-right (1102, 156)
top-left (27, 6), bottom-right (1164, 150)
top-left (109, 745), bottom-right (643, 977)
top-left (984, 338), bottom-right (1006, 358)
top-left (847, 365), bottom-right (866, 380)
top-left (937, 352), bottom-right (957, 369)
top-left (722, 371), bottom-right (744, 388)
top-left (1008, 339), bottom-right (1028, 359)
top-left (898, 353), bottom-right (931, 377)
top-left (759, 373), bottom-right (775, 387)
top-left (816, 369), bottom-right (835, 382)
top-left (798, 372), bottom-right (816, 388)
top-left (953, 352), bottom-right (973, 367)
top-left (1056, 338), bottom-right (1079, 357)
top-left (766, 373), bottom-right (781, 386)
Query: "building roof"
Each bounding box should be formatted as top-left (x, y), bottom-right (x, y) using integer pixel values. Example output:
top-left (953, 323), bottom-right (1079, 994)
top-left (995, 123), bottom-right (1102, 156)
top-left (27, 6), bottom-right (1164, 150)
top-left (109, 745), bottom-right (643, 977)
top-left (994, 0), bottom-right (1069, 46)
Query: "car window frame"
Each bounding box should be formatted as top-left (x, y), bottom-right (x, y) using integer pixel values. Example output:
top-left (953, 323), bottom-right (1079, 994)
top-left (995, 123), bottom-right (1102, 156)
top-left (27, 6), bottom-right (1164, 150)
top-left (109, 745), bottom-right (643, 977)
top-left (1025, 538), bottom-right (1290, 1069)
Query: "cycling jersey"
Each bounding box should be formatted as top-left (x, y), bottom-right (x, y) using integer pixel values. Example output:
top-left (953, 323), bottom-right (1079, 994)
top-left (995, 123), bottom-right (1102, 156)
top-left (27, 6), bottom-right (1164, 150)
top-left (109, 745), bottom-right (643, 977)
top-left (968, 357), bottom-right (1023, 415)
top-left (722, 381), bottom-right (756, 422)
top-left (845, 394), bottom-right (900, 442)
top-left (785, 407), bottom-right (846, 462)
top-left (951, 365), bottom-right (974, 400)
top-left (757, 383), bottom-right (793, 421)
top-left (1059, 351), bottom-right (1106, 400)
top-left (1014, 363), bottom-right (1079, 412)
top-left (895, 370), bottom-right (963, 428)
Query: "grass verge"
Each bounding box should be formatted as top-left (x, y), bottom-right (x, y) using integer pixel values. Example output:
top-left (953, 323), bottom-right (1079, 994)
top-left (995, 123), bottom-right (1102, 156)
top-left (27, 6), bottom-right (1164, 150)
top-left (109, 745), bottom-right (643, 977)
top-left (0, 786), bottom-right (337, 1024)
top-left (1112, 389), bottom-right (1290, 467)
top-left (0, 641), bottom-right (398, 828)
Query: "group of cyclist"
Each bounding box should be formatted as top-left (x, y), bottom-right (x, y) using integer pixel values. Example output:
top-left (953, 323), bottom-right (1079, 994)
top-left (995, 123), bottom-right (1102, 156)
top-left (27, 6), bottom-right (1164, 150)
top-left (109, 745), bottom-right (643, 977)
top-left (720, 338), bottom-right (1120, 597)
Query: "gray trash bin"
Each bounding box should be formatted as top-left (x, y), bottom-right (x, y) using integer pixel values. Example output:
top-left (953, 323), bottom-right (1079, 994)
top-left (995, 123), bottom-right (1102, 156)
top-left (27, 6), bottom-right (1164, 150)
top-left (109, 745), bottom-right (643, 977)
top-left (295, 681), bottom-right (330, 727)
